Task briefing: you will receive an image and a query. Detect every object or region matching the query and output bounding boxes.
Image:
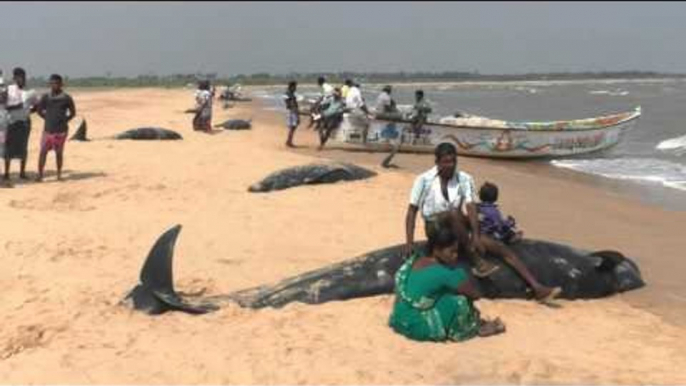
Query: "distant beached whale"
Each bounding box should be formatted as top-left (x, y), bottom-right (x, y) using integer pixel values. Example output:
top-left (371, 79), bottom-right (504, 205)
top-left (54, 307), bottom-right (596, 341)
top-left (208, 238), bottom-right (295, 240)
top-left (67, 122), bottom-right (182, 141)
top-left (122, 225), bottom-right (645, 315)
top-left (115, 127), bottom-right (183, 140)
top-left (248, 163), bottom-right (377, 193)
top-left (214, 119), bottom-right (252, 130)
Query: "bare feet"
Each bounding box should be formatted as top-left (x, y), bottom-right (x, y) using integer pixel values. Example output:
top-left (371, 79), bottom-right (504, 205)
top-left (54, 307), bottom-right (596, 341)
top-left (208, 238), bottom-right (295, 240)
top-left (509, 231), bottom-right (524, 244)
top-left (535, 286), bottom-right (562, 302)
top-left (478, 317), bottom-right (506, 337)
top-left (471, 256), bottom-right (500, 278)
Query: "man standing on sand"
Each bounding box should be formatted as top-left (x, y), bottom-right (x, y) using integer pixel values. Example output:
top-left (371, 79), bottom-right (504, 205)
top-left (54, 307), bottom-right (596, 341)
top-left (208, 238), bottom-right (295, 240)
top-left (193, 80), bottom-right (213, 132)
top-left (4, 68), bottom-right (37, 182)
top-left (35, 74), bottom-right (76, 182)
top-left (284, 81), bottom-right (300, 148)
top-left (404, 142), bottom-right (561, 301)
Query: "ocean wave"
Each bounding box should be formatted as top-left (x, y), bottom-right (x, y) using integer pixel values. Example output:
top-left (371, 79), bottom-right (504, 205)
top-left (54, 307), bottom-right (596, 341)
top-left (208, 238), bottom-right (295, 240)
top-left (514, 86), bottom-right (538, 94)
top-left (551, 158), bottom-right (686, 192)
top-left (589, 89), bottom-right (630, 96)
top-left (657, 134), bottom-right (686, 152)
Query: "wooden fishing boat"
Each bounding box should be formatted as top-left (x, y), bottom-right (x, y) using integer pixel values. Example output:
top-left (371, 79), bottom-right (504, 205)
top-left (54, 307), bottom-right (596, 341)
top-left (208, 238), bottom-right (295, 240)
top-left (325, 106), bottom-right (641, 158)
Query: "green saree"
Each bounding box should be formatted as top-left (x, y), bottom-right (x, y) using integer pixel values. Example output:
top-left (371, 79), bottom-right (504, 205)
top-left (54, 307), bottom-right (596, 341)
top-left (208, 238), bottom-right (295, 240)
top-left (389, 253), bottom-right (481, 342)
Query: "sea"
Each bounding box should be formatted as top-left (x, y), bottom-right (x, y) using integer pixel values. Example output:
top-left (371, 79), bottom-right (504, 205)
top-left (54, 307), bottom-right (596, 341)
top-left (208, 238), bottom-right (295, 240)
top-left (252, 78), bottom-right (686, 211)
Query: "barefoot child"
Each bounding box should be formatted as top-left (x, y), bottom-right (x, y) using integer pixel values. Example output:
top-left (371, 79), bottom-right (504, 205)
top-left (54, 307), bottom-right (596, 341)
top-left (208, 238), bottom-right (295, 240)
top-left (35, 74), bottom-right (76, 182)
top-left (477, 182), bottom-right (524, 244)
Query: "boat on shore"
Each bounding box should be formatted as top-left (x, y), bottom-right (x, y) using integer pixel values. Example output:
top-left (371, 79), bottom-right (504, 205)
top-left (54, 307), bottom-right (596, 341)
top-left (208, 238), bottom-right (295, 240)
top-left (324, 106), bottom-right (641, 159)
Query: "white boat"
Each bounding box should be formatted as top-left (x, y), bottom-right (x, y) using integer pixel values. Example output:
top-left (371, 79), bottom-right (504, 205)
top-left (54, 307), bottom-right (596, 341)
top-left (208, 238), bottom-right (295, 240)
top-left (326, 106), bottom-right (641, 159)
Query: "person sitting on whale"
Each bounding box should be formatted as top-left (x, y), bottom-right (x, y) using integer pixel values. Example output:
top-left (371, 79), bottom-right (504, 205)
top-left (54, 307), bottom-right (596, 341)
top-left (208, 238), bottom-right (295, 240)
top-left (389, 226), bottom-right (506, 342)
top-left (477, 182), bottom-right (523, 244)
top-left (404, 142), bottom-right (561, 301)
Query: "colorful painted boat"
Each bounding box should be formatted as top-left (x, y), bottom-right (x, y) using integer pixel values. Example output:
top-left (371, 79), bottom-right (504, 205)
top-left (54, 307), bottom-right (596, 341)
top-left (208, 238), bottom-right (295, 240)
top-left (326, 106), bottom-right (641, 158)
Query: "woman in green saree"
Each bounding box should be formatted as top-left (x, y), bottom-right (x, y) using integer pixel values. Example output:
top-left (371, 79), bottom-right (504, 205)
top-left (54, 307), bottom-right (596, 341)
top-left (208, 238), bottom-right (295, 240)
top-left (389, 227), bottom-right (505, 342)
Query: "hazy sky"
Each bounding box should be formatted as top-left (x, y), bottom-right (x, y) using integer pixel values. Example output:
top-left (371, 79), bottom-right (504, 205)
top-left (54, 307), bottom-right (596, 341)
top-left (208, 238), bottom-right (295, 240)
top-left (2, 1), bottom-right (684, 77)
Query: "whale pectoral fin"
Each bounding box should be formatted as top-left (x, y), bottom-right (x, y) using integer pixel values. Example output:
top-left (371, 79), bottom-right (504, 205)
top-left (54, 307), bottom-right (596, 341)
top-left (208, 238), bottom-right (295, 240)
top-left (152, 290), bottom-right (219, 315)
top-left (589, 250), bottom-right (626, 271)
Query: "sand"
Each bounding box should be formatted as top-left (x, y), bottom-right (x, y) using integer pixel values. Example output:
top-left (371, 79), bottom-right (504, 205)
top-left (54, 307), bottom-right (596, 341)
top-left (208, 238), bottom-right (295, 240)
top-left (1, 88), bottom-right (685, 385)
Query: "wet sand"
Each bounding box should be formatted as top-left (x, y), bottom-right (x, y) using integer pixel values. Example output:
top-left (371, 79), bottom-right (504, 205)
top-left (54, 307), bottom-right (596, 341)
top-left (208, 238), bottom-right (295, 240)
top-left (1, 88), bottom-right (685, 384)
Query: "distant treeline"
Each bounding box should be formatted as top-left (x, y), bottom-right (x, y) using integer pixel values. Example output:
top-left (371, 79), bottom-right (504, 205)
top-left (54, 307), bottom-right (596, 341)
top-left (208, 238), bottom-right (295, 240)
top-left (26, 71), bottom-right (686, 88)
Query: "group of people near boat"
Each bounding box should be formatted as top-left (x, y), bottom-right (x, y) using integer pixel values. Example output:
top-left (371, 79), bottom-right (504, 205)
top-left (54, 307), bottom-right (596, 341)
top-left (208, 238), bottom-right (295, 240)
top-left (393, 142), bottom-right (561, 342)
top-left (281, 76), bottom-right (434, 149)
top-left (0, 68), bottom-right (77, 185)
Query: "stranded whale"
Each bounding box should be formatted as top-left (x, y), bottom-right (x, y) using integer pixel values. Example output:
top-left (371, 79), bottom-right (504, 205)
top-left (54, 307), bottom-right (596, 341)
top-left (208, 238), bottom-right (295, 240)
top-left (115, 127), bottom-right (183, 140)
top-left (123, 225), bottom-right (645, 315)
top-left (248, 163), bottom-right (377, 193)
top-left (214, 119), bottom-right (252, 130)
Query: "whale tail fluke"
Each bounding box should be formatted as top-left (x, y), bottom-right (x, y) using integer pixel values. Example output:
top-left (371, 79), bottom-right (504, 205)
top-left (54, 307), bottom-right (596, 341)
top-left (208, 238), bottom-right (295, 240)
top-left (124, 225), bottom-right (218, 315)
top-left (70, 119), bottom-right (89, 141)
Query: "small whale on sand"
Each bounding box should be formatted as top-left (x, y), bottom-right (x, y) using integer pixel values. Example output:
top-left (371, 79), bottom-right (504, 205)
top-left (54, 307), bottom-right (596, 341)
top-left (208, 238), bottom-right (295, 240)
top-left (248, 163), bottom-right (377, 193)
top-left (115, 127), bottom-right (183, 140)
top-left (214, 119), bottom-right (252, 130)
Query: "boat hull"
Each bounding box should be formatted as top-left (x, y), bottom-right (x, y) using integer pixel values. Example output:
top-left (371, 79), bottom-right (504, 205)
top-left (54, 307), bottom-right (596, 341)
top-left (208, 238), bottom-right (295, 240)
top-left (328, 109), bottom-right (640, 159)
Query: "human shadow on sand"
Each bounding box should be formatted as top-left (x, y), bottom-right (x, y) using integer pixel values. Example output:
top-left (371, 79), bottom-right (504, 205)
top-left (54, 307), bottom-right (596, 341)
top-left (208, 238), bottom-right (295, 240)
top-left (1, 171), bottom-right (108, 187)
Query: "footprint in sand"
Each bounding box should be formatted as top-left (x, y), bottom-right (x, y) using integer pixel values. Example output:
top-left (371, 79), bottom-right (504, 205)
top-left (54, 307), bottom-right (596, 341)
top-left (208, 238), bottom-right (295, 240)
top-left (1, 324), bottom-right (67, 360)
top-left (9, 191), bottom-right (96, 212)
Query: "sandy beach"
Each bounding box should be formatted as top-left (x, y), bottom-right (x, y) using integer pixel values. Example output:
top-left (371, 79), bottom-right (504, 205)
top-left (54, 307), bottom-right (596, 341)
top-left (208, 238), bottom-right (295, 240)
top-left (1, 88), bottom-right (685, 384)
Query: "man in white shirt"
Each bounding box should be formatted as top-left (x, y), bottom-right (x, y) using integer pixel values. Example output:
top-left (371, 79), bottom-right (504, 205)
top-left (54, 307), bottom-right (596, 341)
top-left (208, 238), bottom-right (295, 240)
top-left (375, 85), bottom-right (397, 114)
top-left (309, 76), bottom-right (335, 130)
top-left (345, 83), bottom-right (369, 114)
top-left (317, 76), bottom-right (334, 103)
top-left (404, 142), bottom-right (560, 301)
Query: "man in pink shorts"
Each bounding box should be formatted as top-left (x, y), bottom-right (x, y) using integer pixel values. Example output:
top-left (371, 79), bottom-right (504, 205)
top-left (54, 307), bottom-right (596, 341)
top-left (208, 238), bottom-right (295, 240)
top-left (35, 74), bottom-right (76, 182)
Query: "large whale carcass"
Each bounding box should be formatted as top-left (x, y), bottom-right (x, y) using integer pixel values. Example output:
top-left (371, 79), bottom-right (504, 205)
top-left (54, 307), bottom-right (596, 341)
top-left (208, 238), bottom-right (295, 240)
top-left (123, 225), bottom-right (645, 315)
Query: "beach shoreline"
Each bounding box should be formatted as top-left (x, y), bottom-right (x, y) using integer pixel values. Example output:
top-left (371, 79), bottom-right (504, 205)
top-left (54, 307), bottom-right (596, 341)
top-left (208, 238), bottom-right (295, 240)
top-left (1, 88), bottom-right (685, 384)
